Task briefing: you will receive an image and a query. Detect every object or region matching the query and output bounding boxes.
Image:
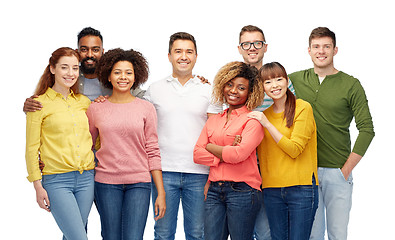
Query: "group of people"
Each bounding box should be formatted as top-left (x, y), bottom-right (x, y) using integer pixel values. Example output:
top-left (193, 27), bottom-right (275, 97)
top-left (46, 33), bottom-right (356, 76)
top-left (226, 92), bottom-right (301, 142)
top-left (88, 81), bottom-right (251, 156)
top-left (24, 25), bottom-right (374, 240)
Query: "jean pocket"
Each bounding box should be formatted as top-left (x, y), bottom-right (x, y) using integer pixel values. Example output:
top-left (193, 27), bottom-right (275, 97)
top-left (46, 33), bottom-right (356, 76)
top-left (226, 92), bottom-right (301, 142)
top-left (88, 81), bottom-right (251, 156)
top-left (295, 185), bottom-right (313, 190)
top-left (42, 174), bottom-right (58, 183)
top-left (337, 168), bottom-right (353, 184)
top-left (230, 182), bottom-right (252, 192)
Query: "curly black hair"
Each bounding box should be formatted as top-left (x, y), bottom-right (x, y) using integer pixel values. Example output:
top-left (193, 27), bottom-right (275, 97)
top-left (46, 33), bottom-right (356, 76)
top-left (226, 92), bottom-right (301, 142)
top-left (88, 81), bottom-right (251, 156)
top-left (96, 48), bottom-right (149, 90)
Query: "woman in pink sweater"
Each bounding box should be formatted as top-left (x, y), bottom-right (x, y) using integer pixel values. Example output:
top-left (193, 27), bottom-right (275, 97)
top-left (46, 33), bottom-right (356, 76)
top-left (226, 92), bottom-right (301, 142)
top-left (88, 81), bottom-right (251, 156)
top-left (86, 48), bottom-right (166, 240)
top-left (193, 61), bottom-right (265, 240)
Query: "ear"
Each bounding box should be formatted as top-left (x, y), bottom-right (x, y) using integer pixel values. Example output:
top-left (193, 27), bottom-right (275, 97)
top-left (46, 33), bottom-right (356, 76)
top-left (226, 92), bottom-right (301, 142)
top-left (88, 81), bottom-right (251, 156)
top-left (333, 46), bottom-right (338, 56)
top-left (263, 43), bottom-right (268, 53)
top-left (168, 53), bottom-right (171, 62)
top-left (50, 65), bottom-right (55, 75)
top-left (237, 45), bottom-right (242, 54)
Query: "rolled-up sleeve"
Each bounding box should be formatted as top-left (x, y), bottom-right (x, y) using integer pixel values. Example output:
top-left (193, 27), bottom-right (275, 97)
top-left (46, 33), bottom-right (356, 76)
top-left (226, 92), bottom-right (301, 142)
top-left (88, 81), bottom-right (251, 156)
top-left (222, 119), bottom-right (264, 164)
top-left (194, 122), bottom-right (221, 167)
top-left (25, 111), bottom-right (44, 182)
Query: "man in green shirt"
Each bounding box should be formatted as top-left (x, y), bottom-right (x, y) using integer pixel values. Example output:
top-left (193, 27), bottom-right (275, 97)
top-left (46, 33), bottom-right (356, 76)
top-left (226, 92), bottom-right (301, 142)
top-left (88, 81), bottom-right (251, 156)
top-left (289, 27), bottom-right (374, 240)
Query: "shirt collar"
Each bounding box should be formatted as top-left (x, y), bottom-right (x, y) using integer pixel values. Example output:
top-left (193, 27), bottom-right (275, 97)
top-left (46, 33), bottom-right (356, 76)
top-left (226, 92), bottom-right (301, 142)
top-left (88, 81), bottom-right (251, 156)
top-left (45, 87), bottom-right (78, 100)
top-left (220, 105), bottom-right (249, 117)
top-left (166, 75), bottom-right (199, 84)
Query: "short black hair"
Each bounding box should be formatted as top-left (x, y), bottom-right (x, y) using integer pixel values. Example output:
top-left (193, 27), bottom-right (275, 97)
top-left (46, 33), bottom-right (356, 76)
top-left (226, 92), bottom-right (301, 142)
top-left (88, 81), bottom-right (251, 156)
top-left (168, 32), bottom-right (197, 54)
top-left (77, 27), bottom-right (103, 44)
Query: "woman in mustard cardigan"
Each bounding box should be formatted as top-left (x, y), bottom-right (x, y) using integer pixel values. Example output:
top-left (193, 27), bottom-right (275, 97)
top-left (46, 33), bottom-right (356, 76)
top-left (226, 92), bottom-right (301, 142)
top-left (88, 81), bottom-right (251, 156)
top-left (248, 62), bottom-right (318, 240)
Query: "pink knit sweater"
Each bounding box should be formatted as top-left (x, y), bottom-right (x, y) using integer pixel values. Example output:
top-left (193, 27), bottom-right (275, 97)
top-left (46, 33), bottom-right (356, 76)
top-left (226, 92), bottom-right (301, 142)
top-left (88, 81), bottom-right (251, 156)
top-left (86, 98), bottom-right (161, 184)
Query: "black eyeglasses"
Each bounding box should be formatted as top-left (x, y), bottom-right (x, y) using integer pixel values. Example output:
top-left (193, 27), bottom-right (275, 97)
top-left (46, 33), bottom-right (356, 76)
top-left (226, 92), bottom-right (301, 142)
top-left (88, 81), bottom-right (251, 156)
top-left (239, 41), bottom-right (266, 50)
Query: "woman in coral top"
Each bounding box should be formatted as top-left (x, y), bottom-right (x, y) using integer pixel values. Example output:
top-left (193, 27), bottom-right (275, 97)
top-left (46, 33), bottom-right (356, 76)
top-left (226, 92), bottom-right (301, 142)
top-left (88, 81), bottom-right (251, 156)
top-left (194, 61), bottom-right (265, 240)
top-left (86, 48), bottom-right (166, 239)
top-left (248, 62), bottom-right (318, 240)
top-left (25, 47), bottom-right (95, 240)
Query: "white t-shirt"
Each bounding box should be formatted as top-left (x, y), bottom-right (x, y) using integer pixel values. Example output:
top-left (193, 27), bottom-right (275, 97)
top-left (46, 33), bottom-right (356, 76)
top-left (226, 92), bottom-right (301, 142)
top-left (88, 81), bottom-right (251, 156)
top-left (144, 75), bottom-right (222, 174)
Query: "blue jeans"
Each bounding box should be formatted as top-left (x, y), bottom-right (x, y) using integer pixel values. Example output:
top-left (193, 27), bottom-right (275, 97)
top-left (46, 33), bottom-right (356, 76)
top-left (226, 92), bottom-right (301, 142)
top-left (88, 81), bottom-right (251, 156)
top-left (95, 181), bottom-right (151, 240)
top-left (151, 172), bottom-right (207, 240)
top-left (264, 177), bottom-right (318, 240)
top-left (42, 170), bottom-right (94, 240)
top-left (253, 195), bottom-right (272, 240)
top-left (204, 181), bottom-right (261, 240)
top-left (310, 168), bottom-right (353, 240)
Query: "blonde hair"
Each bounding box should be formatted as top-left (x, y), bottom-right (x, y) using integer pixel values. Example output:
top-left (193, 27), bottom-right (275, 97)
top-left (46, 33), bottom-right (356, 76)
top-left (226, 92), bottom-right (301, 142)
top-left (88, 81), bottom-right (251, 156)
top-left (212, 61), bottom-right (264, 110)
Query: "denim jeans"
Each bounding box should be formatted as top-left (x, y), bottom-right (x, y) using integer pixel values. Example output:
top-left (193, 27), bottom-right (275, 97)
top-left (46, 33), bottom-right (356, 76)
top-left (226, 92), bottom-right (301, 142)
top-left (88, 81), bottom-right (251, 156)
top-left (94, 181), bottom-right (151, 240)
top-left (151, 172), bottom-right (207, 240)
top-left (310, 168), bottom-right (353, 240)
top-left (263, 177), bottom-right (318, 240)
top-left (204, 181), bottom-right (261, 240)
top-left (253, 195), bottom-right (272, 240)
top-left (42, 170), bottom-right (94, 240)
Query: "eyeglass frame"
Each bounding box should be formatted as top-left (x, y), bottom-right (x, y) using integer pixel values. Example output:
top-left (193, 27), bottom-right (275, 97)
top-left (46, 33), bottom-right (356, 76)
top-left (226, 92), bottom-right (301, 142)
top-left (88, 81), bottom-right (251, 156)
top-left (239, 41), bottom-right (266, 50)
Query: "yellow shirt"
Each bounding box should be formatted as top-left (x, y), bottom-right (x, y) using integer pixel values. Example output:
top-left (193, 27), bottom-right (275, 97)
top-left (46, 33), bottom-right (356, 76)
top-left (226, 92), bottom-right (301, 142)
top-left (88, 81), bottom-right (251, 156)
top-left (25, 88), bottom-right (95, 182)
top-left (258, 99), bottom-right (318, 188)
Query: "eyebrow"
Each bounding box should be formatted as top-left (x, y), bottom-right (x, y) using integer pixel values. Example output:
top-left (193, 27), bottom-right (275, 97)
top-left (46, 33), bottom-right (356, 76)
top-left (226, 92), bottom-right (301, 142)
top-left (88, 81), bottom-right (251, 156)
top-left (79, 46), bottom-right (101, 49)
top-left (174, 48), bottom-right (195, 52)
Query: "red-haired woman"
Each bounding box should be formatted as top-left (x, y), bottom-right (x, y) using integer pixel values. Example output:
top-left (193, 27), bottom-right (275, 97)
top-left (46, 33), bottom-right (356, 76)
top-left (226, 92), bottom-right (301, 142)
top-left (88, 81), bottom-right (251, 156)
top-left (248, 62), bottom-right (318, 240)
top-left (25, 47), bottom-right (95, 240)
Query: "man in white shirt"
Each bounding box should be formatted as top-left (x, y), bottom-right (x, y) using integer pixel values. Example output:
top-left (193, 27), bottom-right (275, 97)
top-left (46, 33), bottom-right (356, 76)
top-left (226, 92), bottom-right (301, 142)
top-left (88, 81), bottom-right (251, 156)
top-left (145, 32), bottom-right (222, 240)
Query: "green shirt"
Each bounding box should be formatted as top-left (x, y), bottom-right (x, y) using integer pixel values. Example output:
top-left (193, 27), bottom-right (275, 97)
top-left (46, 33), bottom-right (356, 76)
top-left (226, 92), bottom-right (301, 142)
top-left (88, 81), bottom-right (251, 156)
top-left (289, 68), bottom-right (374, 168)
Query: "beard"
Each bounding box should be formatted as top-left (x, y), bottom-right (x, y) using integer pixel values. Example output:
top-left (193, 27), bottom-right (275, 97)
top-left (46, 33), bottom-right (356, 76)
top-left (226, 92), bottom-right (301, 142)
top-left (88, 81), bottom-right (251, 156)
top-left (80, 57), bottom-right (97, 75)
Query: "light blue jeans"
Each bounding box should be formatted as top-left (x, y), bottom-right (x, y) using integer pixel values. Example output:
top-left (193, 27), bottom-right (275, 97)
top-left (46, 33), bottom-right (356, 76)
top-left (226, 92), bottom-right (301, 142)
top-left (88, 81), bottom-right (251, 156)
top-left (253, 196), bottom-right (272, 240)
top-left (310, 167), bottom-right (353, 240)
top-left (42, 170), bottom-right (94, 240)
top-left (151, 171), bottom-right (207, 240)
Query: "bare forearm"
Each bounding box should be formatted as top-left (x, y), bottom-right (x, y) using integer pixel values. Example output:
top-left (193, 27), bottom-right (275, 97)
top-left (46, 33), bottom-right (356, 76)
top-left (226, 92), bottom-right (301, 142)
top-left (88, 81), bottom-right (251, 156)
top-left (206, 143), bottom-right (224, 161)
top-left (341, 152), bottom-right (363, 180)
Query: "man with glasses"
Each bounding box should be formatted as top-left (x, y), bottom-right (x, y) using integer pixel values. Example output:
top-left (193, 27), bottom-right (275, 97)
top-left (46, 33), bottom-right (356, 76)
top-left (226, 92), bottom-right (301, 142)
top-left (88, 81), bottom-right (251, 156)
top-left (237, 25), bottom-right (294, 240)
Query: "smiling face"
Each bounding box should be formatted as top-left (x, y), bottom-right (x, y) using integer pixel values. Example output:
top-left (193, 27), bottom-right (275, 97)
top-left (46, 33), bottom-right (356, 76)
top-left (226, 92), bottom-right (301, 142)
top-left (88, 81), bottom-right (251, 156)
top-left (308, 36), bottom-right (338, 70)
top-left (263, 76), bottom-right (288, 102)
top-left (78, 35), bottom-right (104, 76)
top-left (168, 39), bottom-right (197, 79)
top-left (109, 61), bottom-right (135, 93)
top-left (223, 77), bottom-right (250, 110)
top-left (50, 56), bottom-right (79, 93)
top-left (238, 31), bottom-right (267, 68)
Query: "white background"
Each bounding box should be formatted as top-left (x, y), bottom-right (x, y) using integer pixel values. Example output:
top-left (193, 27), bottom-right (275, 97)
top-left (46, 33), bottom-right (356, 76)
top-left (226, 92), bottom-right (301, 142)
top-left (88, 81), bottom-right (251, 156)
top-left (1, 0), bottom-right (393, 239)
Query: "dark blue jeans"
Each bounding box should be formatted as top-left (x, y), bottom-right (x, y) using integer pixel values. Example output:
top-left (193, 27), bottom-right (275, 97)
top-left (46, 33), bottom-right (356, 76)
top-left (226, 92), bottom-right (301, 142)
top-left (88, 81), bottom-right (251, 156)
top-left (94, 181), bottom-right (151, 240)
top-left (263, 178), bottom-right (318, 240)
top-left (204, 181), bottom-right (261, 240)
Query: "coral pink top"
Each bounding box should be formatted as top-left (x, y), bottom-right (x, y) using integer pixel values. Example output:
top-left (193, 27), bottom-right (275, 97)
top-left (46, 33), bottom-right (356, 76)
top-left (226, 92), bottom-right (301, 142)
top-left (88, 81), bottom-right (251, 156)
top-left (193, 106), bottom-right (264, 190)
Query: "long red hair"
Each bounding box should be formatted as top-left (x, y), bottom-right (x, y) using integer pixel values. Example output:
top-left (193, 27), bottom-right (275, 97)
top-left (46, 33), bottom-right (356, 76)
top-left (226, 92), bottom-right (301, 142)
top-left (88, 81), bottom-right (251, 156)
top-left (34, 47), bottom-right (80, 95)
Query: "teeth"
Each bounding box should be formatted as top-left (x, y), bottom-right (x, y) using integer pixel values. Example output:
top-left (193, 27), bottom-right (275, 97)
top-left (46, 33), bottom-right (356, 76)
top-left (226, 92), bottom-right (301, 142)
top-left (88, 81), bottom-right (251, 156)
top-left (228, 95), bottom-right (238, 100)
top-left (272, 89), bottom-right (281, 95)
